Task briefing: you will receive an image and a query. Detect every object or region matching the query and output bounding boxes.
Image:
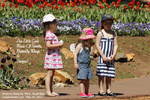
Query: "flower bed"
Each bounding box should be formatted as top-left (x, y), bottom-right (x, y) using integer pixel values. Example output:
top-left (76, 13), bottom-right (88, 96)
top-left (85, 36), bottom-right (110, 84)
top-left (0, 16), bottom-right (150, 36)
top-left (0, 0), bottom-right (150, 23)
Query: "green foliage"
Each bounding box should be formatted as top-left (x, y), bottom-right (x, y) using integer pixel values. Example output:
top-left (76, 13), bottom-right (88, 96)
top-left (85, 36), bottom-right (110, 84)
top-left (0, 66), bottom-right (26, 90)
top-left (1, 5), bottom-right (150, 23)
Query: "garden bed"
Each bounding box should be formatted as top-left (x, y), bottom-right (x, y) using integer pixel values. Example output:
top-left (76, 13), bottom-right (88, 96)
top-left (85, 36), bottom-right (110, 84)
top-left (0, 35), bottom-right (150, 85)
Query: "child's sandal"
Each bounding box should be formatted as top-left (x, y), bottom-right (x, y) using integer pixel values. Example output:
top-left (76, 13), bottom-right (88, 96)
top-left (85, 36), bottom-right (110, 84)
top-left (45, 92), bottom-right (56, 97)
top-left (52, 92), bottom-right (59, 96)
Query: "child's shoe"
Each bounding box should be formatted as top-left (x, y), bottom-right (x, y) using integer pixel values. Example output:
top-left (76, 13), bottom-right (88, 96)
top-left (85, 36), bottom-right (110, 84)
top-left (79, 92), bottom-right (88, 98)
top-left (87, 92), bottom-right (94, 97)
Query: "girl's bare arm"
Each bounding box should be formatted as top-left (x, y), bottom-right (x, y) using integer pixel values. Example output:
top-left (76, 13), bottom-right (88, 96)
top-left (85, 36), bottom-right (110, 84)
top-left (46, 41), bottom-right (63, 49)
top-left (96, 31), bottom-right (110, 62)
top-left (74, 43), bottom-right (81, 69)
top-left (90, 46), bottom-right (94, 56)
top-left (111, 32), bottom-right (118, 59)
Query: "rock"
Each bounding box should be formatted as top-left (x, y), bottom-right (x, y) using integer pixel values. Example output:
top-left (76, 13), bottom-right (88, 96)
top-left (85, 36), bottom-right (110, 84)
top-left (53, 83), bottom-right (67, 88)
top-left (0, 40), bottom-right (7, 46)
top-left (94, 49), bottom-right (99, 58)
top-left (53, 76), bottom-right (61, 83)
top-left (115, 53), bottom-right (127, 62)
top-left (126, 53), bottom-right (135, 61)
top-left (61, 48), bottom-right (74, 59)
top-left (0, 46), bottom-right (9, 53)
top-left (54, 70), bottom-right (74, 84)
top-left (29, 70), bottom-right (74, 86)
top-left (70, 43), bottom-right (76, 53)
top-left (29, 73), bottom-right (47, 85)
top-left (10, 48), bottom-right (16, 56)
top-left (0, 40), bottom-right (10, 53)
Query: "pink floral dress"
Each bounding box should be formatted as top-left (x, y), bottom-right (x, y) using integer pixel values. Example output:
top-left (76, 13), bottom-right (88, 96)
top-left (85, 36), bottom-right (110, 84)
top-left (44, 31), bottom-right (63, 69)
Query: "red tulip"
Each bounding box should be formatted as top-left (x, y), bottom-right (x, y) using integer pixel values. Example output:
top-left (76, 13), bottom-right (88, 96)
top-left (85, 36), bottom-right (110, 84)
top-left (2, 3), bottom-right (5, 8)
top-left (62, 5), bottom-right (65, 10)
top-left (107, 5), bottom-right (110, 9)
top-left (116, 4), bottom-right (119, 8)
top-left (10, 3), bottom-right (13, 7)
top-left (124, 6), bottom-right (127, 10)
top-left (89, 0), bottom-right (96, 4)
top-left (75, 7), bottom-right (79, 11)
top-left (55, 6), bottom-right (59, 10)
top-left (136, 6), bottom-right (140, 10)
top-left (25, 2), bottom-right (28, 5)
top-left (57, 2), bottom-right (60, 5)
top-left (77, 3), bottom-right (80, 6)
top-left (35, 0), bottom-right (38, 3)
top-left (15, 4), bottom-right (18, 8)
top-left (52, 6), bottom-right (54, 9)
top-left (112, 2), bottom-right (115, 5)
top-left (114, 18), bottom-right (117, 20)
top-left (88, 0), bottom-right (91, 4)
top-left (128, 2), bottom-right (134, 6)
top-left (59, 2), bottom-right (64, 5)
top-left (131, 6), bottom-right (133, 10)
top-left (28, 4), bottom-right (32, 8)
top-left (12, 0), bottom-right (15, 3)
top-left (38, 6), bottom-right (42, 9)
top-left (3, 0), bottom-right (7, 2)
top-left (81, 1), bottom-right (85, 5)
top-left (128, 2), bottom-right (131, 6)
top-left (86, 2), bottom-right (89, 6)
top-left (79, 0), bottom-right (82, 3)
top-left (117, 0), bottom-right (121, 4)
top-left (79, 10), bottom-right (82, 13)
top-left (132, 1), bottom-right (135, 5)
top-left (147, 2), bottom-right (150, 6)
top-left (65, 2), bottom-right (68, 5)
top-left (93, 0), bottom-right (97, 4)
top-left (51, 1), bottom-right (55, 5)
top-left (144, 5), bottom-right (147, 8)
top-left (74, 0), bottom-right (77, 3)
top-left (17, 0), bottom-right (25, 4)
top-left (44, 1), bottom-right (47, 4)
top-left (103, 0), bottom-right (106, 3)
top-left (99, 1), bottom-right (101, 5)
top-left (47, 3), bottom-right (51, 7)
top-left (41, 3), bottom-right (45, 8)
top-left (70, 2), bottom-right (75, 7)
top-left (137, 2), bottom-right (140, 6)
top-left (100, 5), bottom-right (104, 9)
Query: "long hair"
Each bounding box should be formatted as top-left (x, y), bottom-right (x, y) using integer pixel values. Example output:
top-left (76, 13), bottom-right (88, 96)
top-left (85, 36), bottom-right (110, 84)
top-left (76, 39), bottom-right (95, 50)
top-left (42, 19), bottom-right (57, 38)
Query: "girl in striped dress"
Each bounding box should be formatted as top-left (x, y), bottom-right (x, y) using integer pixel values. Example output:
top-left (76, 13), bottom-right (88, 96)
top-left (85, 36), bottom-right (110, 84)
top-left (96, 14), bottom-right (118, 96)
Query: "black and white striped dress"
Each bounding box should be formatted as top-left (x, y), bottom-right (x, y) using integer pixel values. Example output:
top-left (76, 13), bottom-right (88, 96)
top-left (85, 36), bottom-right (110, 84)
top-left (96, 30), bottom-right (115, 78)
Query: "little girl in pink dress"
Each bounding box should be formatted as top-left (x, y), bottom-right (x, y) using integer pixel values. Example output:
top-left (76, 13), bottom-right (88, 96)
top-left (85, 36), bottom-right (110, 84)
top-left (42, 14), bottom-right (63, 97)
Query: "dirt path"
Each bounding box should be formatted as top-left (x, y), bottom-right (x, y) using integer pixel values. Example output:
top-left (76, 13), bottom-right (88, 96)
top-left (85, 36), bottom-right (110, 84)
top-left (0, 75), bottom-right (150, 100)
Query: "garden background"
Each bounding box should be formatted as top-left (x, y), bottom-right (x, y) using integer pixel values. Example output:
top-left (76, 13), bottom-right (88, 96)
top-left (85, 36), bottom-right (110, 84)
top-left (0, 0), bottom-right (150, 95)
